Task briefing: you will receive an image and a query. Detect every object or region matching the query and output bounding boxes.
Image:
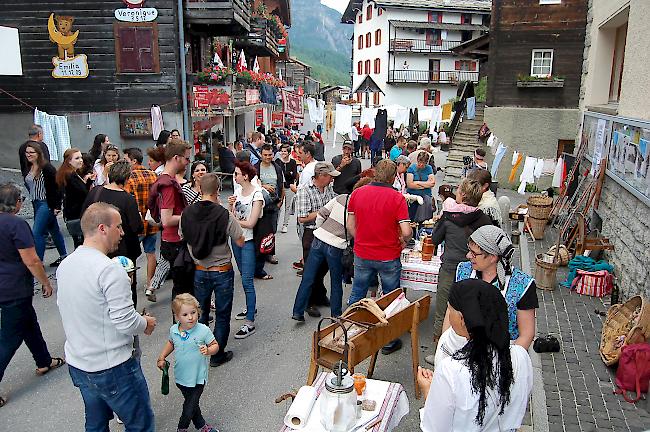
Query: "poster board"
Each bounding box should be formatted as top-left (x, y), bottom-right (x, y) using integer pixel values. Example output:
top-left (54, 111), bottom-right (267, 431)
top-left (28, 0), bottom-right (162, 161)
top-left (0, 26), bottom-right (22, 76)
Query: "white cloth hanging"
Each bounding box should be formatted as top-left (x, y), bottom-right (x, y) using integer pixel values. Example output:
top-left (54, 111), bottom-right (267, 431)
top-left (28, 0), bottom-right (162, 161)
top-left (394, 108), bottom-right (409, 129)
top-left (541, 158), bottom-right (556, 176)
top-left (360, 107), bottom-right (377, 129)
top-left (533, 158), bottom-right (544, 179)
top-left (429, 106), bottom-right (442, 132)
top-left (34, 107), bottom-right (70, 161)
top-left (552, 157), bottom-right (564, 188)
top-left (487, 134), bottom-right (496, 148)
top-left (333, 104), bottom-right (352, 147)
top-left (512, 151), bottom-right (520, 166)
top-left (518, 157), bottom-right (537, 194)
top-left (490, 143), bottom-right (508, 178)
top-left (151, 105), bottom-right (164, 140)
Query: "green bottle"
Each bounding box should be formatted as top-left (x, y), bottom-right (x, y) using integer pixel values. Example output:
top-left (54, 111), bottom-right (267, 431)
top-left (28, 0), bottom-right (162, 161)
top-left (161, 360), bottom-right (170, 395)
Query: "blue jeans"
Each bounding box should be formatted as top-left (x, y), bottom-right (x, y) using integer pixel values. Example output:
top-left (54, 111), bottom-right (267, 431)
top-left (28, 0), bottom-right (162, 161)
top-left (194, 269), bottom-right (235, 361)
top-left (68, 357), bottom-right (154, 432)
top-left (292, 238), bottom-right (344, 317)
top-left (348, 256), bottom-right (402, 305)
top-left (231, 240), bottom-right (256, 322)
top-left (32, 199), bottom-right (67, 260)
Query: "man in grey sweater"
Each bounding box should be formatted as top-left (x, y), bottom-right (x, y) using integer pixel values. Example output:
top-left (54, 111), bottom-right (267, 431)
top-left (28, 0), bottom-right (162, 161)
top-left (57, 202), bottom-right (157, 431)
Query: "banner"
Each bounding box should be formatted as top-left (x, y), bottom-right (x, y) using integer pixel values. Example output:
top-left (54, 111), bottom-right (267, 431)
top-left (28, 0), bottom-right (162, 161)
top-left (281, 89), bottom-right (304, 119)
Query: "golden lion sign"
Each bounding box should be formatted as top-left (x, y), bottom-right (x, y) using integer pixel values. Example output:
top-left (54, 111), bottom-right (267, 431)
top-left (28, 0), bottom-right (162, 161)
top-left (47, 13), bottom-right (89, 78)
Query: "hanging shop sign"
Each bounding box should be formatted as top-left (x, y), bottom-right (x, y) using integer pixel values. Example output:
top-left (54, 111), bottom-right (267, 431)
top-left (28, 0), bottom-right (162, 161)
top-left (255, 109), bottom-right (264, 127)
top-left (245, 89), bottom-right (260, 105)
top-left (271, 111), bottom-right (283, 127)
top-left (47, 13), bottom-right (89, 79)
top-left (191, 85), bottom-right (231, 117)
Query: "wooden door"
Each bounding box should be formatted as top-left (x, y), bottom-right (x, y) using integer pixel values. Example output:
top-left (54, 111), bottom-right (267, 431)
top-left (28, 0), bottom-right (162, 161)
top-left (429, 59), bottom-right (440, 82)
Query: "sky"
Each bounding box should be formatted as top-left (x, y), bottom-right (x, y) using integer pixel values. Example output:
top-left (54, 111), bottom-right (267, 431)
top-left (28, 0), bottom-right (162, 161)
top-left (320, 0), bottom-right (347, 14)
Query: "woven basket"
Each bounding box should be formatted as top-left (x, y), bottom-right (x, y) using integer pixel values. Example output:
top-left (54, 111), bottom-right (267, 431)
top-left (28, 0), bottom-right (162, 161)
top-left (528, 216), bottom-right (548, 240)
top-left (546, 245), bottom-right (571, 266)
top-left (600, 296), bottom-right (650, 366)
top-left (534, 254), bottom-right (560, 290)
top-left (527, 195), bottom-right (553, 220)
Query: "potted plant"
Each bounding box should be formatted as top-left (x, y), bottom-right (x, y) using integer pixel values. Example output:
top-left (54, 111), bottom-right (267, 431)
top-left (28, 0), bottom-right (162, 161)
top-left (516, 73), bottom-right (565, 88)
top-left (196, 65), bottom-right (233, 85)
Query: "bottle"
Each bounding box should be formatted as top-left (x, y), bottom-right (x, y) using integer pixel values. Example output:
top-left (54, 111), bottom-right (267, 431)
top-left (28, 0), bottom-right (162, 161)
top-left (610, 278), bottom-right (619, 306)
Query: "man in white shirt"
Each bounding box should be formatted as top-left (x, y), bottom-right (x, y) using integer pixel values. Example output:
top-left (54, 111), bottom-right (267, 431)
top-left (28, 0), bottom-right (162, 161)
top-left (298, 142), bottom-right (317, 190)
top-left (57, 202), bottom-right (157, 431)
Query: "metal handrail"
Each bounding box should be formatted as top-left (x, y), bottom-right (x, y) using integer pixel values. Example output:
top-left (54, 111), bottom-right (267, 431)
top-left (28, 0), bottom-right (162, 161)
top-left (449, 81), bottom-right (473, 139)
top-left (389, 38), bottom-right (462, 52)
top-left (388, 69), bottom-right (478, 84)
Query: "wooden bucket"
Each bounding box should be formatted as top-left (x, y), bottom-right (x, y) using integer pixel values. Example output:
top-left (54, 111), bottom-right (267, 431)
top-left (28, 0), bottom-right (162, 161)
top-left (535, 254), bottom-right (560, 290)
top-left (527, 195), bottom-right (553, 220)
top-left (528, 216), bottom-right (548, 240)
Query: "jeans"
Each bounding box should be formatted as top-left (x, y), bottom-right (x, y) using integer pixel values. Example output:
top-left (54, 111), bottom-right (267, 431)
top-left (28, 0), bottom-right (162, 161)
top-left (194, 269), bottom-right (234, 361)
top-left (231, 240), bottom-right (256, 322)
top-left (348, 256), bottom-right (402, 305)
top-left (32, 199), bottom-right (67, 260)
top-left (0, 296), bottom-right (52, 382)
top-left (176, 383), bottom-right (206, 430)
top-left (255, 254), bottom-right (268, 278)
top-left (302, 228), bottom-right (329, 305)
top-left (68, 357), bottom-right (155, 432)
top-left (281, 188), bottom-right (296, 227)
top-left (293, 238), bottom-right (343, 317)
top-left (370, 148), bottom-right (382, 165)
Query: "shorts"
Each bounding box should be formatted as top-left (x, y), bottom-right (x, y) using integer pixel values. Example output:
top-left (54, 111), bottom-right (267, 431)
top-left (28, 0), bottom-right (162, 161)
top-left (139, 233), bottom-right (158, 254)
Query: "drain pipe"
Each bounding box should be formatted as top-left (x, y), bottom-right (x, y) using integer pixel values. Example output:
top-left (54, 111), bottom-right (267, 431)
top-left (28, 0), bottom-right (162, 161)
top-left (177, 0), bottom-right (191, 145)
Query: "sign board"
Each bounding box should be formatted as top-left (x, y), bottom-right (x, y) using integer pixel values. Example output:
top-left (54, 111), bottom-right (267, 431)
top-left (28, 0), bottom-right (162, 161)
top-left (0, 26), bottom-right (22, 75)
top-left (114, 8), bottom-right (158, 22)
top-left (271, 112), bottom-right (283, 127)
top-left (52, 54), bottom-right (89, 78)
top-left (193, 86), bottom-right (210, 109)
top-left (245, 89), bottom-right (260, 105)
top-left (255, 109), bottom-right (264, 127)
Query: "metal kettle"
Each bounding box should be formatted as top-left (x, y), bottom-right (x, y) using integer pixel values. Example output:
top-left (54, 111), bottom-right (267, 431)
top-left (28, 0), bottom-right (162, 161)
top-left (319, 360), bottom-right (358, 432)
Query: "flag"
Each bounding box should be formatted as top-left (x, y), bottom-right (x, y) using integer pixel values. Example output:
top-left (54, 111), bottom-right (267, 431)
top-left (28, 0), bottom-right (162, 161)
top-left (281, 89), bottom-right (304, 118)
top-left (252, 56), bottom-right (260, 73)
top-left (236, 50), bottom-right (247, 72)
top-left (213, 51), bottom-right (224, 68)
top-left (278, 68), bottom-right (282, 81)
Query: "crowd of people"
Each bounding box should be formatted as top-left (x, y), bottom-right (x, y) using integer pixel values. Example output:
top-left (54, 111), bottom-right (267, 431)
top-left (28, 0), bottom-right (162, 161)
top-left (0, 121), bottom-right (538, 432)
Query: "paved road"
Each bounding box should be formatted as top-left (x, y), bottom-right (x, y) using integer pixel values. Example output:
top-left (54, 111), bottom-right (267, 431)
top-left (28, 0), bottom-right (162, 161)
top-left (1, 144), bottom-right (446, 431)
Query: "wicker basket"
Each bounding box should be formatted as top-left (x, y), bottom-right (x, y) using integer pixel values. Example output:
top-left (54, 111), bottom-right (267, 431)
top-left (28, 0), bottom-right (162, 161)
top-left (600, 296), bottom-right (650, 366)
top-left (546, 245), bottom-right (571, 266)
top-left (527, 195), bottom-right (553, 220)
top-left (534, 254), bottom-right (560, 290)
top-left (528, 216), bottom-right (548, 240)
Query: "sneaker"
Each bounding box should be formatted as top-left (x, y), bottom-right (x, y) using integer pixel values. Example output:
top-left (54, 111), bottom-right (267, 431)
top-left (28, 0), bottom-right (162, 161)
top-left (199, 424), bottom-right (219, 432)
top-left (234, 323), bottom-right (256, 339)
top-left (292, 261), bottom-right (303, 270)
top-left (296, 269), bottom-right (303, 277)
top-left (49, 256), bottom-right (66, 267)
top-left (291, 314), bottom-right (305, 322)
top-left (145, 288), bottom-right (157, 302)
top-left (235, 308), bottom-right (257, 320)
top-left (210, 351), bottom-right (234, 367)
top-left (281, 225), bottom-right (288, 233)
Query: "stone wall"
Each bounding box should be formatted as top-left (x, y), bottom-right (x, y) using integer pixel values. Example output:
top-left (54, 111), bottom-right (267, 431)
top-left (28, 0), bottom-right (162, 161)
top-left (596, 177), bottom-right (650, 300)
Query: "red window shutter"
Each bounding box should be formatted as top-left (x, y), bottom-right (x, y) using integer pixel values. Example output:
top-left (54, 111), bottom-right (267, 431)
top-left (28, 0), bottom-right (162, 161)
top-left (357, 61), bottom-right (362, 75)
top-left (455, 60), bottom-right (461, 70)
top-left (376, 30), bottom-right (381, 45)
top-left (367, 5), bottom-right (372, 20)
top-left (135, 27), bottom-right (154, 72)
top-left (438, 12), bottom-right (443, 23)
top-left (423, 90), bottom-right (429, 105)
top-left (427, 12), bottom-right (433, 22)
top-left (471, 61), bottom-right (477, 71)
top-left (435, 91), bottom-right (440, 106)
top-left (366, 33), bottom-right (371, 47)
top-left (358, 14), bottom-right (362, 24)
top-left (358, 36), bottom-right (362, 50)
top-left (378, 8), bottom-right (383, 16)
top-left (365, 60), bottom-right (370, 74)
top-left (117, 27), bottom-right (138, 72)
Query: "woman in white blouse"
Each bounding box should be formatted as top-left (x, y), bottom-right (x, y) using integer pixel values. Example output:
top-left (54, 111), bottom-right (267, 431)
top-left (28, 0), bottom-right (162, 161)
top-left (417, 279), bottom-right (533, 432)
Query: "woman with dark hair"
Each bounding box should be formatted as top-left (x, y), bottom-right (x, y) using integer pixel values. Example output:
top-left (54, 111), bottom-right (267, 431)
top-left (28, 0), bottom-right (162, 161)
top-left (227, 160), bottom-right (263, 340)
top-left (170, 129), bottom-right (181, 140)
top-left (147, 146), bottom-right (166, 175)
top-left (418, 279), bottom-right (533, 431)
top-left (88, 133), bottom-right (110, 162)
top-left (55, 148), bottom-right (94, 248)
top-left (94, 145), bottom-right (120, 187)
top-left (182, 161), bottom-right (207, 205)
top-left (23, 142), bottom-right (67, 265)
top-left (156, 130), bottom-right (172, 147)
top-left (82, 161), bottom-right (143, 306)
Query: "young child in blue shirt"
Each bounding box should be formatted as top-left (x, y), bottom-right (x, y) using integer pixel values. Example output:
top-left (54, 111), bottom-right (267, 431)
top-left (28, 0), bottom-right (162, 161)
top-left (157, 294), bottom-right (220, 432)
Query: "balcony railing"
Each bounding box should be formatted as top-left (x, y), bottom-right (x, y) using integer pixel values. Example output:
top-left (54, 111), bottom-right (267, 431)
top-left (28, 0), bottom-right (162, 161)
top-left (185, 0), bottom-right (251, 33)
top-left (234, 17), bottom-right (279, 57)
top-left (389, 38), bottom-right (462, 53)
top-left (387, 69), bottom-right (479, 84)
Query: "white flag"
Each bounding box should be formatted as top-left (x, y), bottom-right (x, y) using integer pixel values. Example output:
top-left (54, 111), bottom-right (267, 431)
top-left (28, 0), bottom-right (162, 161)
top-left (213, 51), bottom-right (224, 68)
top-left (252, 56), bottom-right (260, 73)
top-left (236, 49), bottom-right (247, 72)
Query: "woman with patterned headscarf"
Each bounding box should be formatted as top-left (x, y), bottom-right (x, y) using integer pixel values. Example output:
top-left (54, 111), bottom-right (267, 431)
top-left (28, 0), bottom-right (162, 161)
top-left (452, 225), bottom-right (538, 350)
top-left (418, 279), bottom-right (533, 431)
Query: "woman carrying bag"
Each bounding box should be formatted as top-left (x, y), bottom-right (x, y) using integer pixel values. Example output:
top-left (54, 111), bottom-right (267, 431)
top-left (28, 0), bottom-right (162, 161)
top-left (56, 148), bottom-right (94, 249)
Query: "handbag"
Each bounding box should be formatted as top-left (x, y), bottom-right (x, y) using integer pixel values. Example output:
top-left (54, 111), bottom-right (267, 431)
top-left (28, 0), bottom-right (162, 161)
top-left (341, 195), bottom-right (354, 275)
top-left (614, 344), bottom-right (650, 403)
top-left (570, 269), bottom-right (613, 297)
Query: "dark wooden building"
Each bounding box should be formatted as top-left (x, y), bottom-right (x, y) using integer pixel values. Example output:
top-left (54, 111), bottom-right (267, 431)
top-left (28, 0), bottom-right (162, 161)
top-left (483, 0), bottom-right (587, 186)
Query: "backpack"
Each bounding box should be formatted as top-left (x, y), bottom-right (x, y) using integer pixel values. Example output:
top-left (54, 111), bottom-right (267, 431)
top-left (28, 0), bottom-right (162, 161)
top-left (614, 343), bottom-right (650, 403)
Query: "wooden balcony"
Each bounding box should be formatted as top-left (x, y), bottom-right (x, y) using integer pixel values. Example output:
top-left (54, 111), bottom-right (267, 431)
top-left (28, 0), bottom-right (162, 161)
top-left (389, 38), bottom-right (463, 54)
top-left (234, 17), bottom-right (279, 57)
top-left (184, 0), bottom-right (250, 34)
top-left (387, 69), bottom-right (479, 84)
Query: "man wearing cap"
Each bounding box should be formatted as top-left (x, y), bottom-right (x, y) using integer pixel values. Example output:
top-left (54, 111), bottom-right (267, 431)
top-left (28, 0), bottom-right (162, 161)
top-left (332, 141), bottom-right (362, 195)
top-left (295, 162), bottom-right (339, 317)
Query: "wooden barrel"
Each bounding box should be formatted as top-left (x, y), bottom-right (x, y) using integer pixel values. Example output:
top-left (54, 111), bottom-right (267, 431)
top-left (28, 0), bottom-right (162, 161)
top-left (534, 254), bottom-right (560, 290)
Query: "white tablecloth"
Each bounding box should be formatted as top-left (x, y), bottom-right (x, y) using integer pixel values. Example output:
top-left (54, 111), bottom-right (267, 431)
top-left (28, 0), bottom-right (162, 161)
top-left (280, 373), bottom-right (409, 432)
top-left (400, 254), bottom-right (441, 293)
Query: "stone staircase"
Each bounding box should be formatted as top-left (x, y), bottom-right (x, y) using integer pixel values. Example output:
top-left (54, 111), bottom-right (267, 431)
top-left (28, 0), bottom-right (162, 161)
top-left (442, 104), bottom-right (485, 185)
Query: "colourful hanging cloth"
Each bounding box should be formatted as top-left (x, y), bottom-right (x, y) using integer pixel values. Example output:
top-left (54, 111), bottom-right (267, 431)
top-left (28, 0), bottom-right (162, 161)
top-left (509, 152), bottom-right (523, 183)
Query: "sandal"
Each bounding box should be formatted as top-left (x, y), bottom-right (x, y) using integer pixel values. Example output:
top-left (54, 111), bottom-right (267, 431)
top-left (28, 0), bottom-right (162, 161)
top-left (36, 357), bottom-right (65, 376)
top-left (0, 396), bottom-right (6, 407)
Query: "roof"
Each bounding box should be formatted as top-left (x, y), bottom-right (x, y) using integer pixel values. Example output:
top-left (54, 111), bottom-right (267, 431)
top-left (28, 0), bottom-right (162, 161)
top-left (352, 75), bottom-right (384, 94)
top-left (450, 33), bottom-right (490, 58)
top-left (390, 20), bottom-right (488, 32)
top-left (342, 0), bottom-right (491, 22)
top-left (321, 85), bottom-right (351, 93)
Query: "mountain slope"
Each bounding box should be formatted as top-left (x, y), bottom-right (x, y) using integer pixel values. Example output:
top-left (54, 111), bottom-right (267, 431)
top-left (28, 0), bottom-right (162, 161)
top-left (289, 0), bottom-right (352, 86)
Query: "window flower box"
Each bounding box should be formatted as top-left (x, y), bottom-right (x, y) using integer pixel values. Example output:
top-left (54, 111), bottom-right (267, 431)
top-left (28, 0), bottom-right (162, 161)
top-left (516, 74), bottom-right (564, 88)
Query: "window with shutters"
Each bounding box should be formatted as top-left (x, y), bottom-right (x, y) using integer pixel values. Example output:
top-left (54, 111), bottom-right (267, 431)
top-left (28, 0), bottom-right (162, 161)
top-left (373, 58), bottom-right (381, 74)
top-left (365, 33), bottom-right (371, 48)
top-left (425, 30), bottom-right (442, 46)
top-left (428, 12), bottom-right (443, 23)
top-left (378, 8), bottom-right (383, 16)
top-left (455, 60), bottom-right (475, 71)
top-left (358, 13), bottom-right (362, 24)
top-left (358, 35), bottom-right (363, 50)
top-left (366, 5), bottom-right (372, 20)
top-left (424, 89), bottom-right (440, 107)
top-left (114, 23), bottom-right (160, 74)
top-left (375, 29), bottom-right (381, 45)
top-left (357, 61), bottom-right (363, 75)
top-left (373, 92), bottom-right (380, 105)
top-left (357, 91), bottom-right (363, 102)
top-left (460, 13), bottom-right (473, 24)
top-left (364, 60), bottom-right (370, 74)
